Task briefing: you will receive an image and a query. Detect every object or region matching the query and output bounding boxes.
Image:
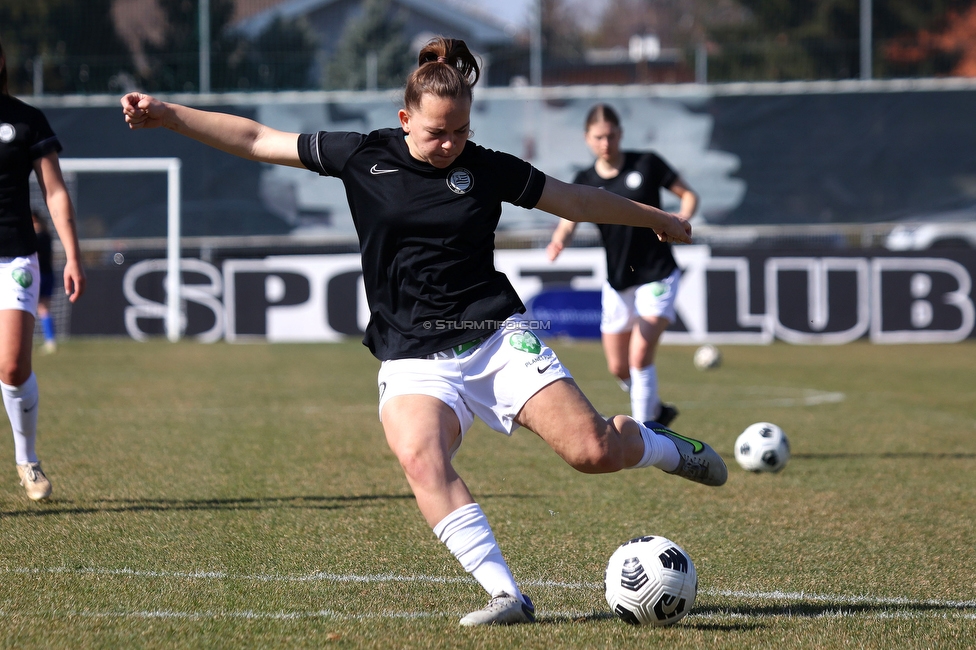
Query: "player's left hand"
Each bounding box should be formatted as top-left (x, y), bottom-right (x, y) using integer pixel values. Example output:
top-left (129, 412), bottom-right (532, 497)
top-left (63, 259), bottom-right (86, 303)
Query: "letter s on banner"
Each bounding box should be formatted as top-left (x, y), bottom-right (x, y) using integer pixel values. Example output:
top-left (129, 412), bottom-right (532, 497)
top-left (123, 259), bottom-right (224, 342)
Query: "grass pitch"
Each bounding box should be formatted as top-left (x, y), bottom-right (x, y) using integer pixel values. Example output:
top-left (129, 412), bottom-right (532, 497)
top-left (2, 338), bottom-right (974, 649)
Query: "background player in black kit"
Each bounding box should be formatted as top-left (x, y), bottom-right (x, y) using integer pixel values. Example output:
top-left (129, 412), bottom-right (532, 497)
top-left (121, 37), bottom-right (725, 626)
top-left (547, 104), bottom-right (698, 428)
top-left (0, 39), bottom-right (86, 500)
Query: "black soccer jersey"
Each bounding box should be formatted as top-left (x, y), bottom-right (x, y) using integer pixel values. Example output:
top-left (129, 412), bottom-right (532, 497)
top-left (0, 95), bottom-right (62, 256)
top-left (298, 127), bottom-right (546, 360)
top-left (573, 151), bottom-right (679, 291)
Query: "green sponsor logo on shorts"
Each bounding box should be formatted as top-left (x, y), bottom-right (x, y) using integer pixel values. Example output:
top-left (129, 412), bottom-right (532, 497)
top-left (11, 268), bottom-right (33, 289)
top-left (650, 281), bottom-right (666, 297)
top-left (509, 330), bottom-right (542, 355)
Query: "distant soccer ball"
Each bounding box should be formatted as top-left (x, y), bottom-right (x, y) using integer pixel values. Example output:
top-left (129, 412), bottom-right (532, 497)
top-left (734, 422), bottom-right (791, 472)
top-left (693, 344), bottom-right (721, 370)
top-left (605, 535), bottom-right (697, 626)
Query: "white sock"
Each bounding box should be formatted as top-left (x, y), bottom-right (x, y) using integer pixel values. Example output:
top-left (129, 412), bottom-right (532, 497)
top-left (2, 373), bottom-right (40, 465)
top-left (628, 419), bottom-right (680, 471)
top-left (617, 377), bottom-right (631, 392)
top-left (434, 503), bottom-right (522, 601)
top-left (629, 365), bottom-right (659, 423)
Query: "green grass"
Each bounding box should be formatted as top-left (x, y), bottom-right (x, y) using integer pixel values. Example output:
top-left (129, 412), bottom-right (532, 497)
top-left (2, 338), bottom-right (974, 649)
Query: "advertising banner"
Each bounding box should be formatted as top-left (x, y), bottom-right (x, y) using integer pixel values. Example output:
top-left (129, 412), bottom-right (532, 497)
top-left (70, 247), bottom-right (976, 344)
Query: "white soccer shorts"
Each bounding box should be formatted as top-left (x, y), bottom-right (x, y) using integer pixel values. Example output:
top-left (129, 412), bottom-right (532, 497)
top-left (377, 315), bottom-right (573, 456)
top-left (600, 268), bottom-right (681, 334)
top-left (0, 255), bottom-right (41, 315)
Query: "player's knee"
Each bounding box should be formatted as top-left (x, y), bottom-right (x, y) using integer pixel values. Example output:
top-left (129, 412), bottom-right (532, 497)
top-left (386, 435), bottom-right (439, 482)
top-left (390, 442), bottom-right (428, 480)
top-left (0, 361), bottom-right (30, 386)
top-left (606, 360), bottom-right (629, 380)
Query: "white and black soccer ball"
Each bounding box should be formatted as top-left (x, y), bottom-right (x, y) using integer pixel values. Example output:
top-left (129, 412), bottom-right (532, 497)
top-left (734, 422), bottom-right (791, 472)
top-left (693, 344), bottom-right (722, 370)
top-left (605, 535), bottom-right (697, 626)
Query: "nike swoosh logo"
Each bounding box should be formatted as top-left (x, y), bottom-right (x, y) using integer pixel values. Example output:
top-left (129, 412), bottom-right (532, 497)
top-left (23, 404), bottom-right (36, 413)
top-left (653, 427), bottom-right (704, 453)
top-left (537, 361), bottom-right (554, 374)
top-left (370, 164), bottom-right (398, 175)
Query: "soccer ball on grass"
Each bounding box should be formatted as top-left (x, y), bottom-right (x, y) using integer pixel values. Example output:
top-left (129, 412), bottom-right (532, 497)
top-left (693, 344), bottom-right (721, 370)
top-left (605, 535), bottom-right (697, 626)
top-left (734, 422), bottom-right (791, 472)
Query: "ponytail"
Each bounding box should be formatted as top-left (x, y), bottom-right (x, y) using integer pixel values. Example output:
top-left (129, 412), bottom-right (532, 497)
top-left (404, 37), bottom-right (480, 112)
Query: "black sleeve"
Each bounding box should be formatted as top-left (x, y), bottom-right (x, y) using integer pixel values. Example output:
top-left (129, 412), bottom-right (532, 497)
top-left (645, 153), bottom-right (679, 191)
top-left (297, 131), bottom-right (367, 176)
top-left (513, 166), bottom-right (546, 209)
top-left (486, 148), bottom-right (546, 209)
top-left (28, 109), bottom-right (62, 161)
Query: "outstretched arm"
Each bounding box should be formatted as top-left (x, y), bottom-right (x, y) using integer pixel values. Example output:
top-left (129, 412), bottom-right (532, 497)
top-left (120, 92), bottom-right (304, 168)
top-left (536, 175), bottom-right (692, 244)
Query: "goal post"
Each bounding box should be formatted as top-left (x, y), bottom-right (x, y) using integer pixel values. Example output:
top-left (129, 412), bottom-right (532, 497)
top-left (59, 158), bottom-right (183, 342)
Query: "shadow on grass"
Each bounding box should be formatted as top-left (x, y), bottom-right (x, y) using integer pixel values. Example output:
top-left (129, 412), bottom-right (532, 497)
top-left (1, 492), bottom-right (538, 518)
top-left (0, 494), bottom-right (410, 518)
top-left (538, 599), bottom-right (975, 629)
top-left (691, 599), bottom-right (976, 621)
top-left (794, 452), bottom-right (976, 460)
top-left (537, 609), bottom-right (762, 631)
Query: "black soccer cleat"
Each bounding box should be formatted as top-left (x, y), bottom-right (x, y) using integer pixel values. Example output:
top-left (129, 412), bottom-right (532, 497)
top-left (655, 403), bottom-right (679, 427)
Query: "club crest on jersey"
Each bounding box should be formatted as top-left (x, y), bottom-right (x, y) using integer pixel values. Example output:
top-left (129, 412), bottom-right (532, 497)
top-left (625, 171), bottom-right (643, 189)
top-left (447, 168), bottom-right (473, 194)
top-left (0, 124), bottom-right (15, 143)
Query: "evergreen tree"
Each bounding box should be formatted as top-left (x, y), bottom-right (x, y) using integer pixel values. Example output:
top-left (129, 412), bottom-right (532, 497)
top-left (326, 0), bottom-right (413, 90)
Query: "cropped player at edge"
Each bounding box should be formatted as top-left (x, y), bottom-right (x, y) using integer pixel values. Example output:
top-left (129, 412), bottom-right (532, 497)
top-left (0, 38), bottom-right (86, 501)
top-left (120, 37), bottom-right (726, 626)
top-left (548, 104), bottom-right (698, 428)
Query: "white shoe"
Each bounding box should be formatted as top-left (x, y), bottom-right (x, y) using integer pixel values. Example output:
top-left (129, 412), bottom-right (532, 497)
top-left (42, 341), bottom-right (57, 355)
top-left (17, 462), bottom-right (52, 501)
top-left (459, 592), bottom-right (535, 626)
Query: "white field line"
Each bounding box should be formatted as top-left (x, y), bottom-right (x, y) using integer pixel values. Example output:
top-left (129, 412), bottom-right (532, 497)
top-left (4, 566), bottom-right (975, 618)
top-left (71, 388), bottom-right (847, 416)
top-left (0, 609), bottom-right (974, 622)
top-left (678, 389), bottom-right (846, 409)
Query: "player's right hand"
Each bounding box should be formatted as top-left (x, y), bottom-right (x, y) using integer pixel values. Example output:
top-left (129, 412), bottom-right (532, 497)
top-left (546, 240), bottom-right (564, 261)
top-left (120, 93), bottom-right (167, 130)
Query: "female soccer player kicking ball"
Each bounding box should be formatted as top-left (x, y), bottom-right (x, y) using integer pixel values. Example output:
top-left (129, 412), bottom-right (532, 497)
top-left (120, 37), bottom-right (725, 626)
